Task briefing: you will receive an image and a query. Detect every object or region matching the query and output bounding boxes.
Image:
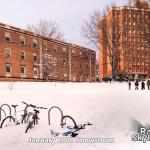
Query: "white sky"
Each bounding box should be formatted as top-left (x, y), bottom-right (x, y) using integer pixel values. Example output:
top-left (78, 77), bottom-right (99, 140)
top-left (0, 0), bottom-right (128, 51)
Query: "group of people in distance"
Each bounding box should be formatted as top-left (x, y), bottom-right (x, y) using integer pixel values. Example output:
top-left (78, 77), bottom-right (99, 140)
top-left (128, 79), bottom-right (150, 90)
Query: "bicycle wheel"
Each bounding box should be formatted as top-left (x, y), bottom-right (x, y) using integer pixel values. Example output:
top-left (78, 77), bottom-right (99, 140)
top-left (21, 114), bottom-right (28, 124)
top-left (0, 116), bottom-right (15, 128)
top-left (25, 121), bottom-right (34, 133)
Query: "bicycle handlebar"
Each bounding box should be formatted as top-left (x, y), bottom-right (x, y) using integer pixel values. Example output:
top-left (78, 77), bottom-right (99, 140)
top-left (36, 106), bottom-right (47, 109)
top-left (21, 101), bottom-right (47, 110)
top-left (21, 101), bottom-right (29, 106)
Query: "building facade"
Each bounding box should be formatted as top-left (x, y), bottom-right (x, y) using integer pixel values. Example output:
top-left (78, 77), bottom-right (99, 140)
top-left (98, 0), bottom-right (150, 80)
top-left (0, 23), bottom-right (96, 82)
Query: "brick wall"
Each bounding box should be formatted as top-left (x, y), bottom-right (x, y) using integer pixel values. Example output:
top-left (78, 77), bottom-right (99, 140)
top-left (0, 23), bottom-right (96, 82)
top-left (98, 1), bottom-right (150, 80)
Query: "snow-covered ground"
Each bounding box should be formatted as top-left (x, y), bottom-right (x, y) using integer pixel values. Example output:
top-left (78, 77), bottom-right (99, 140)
top-left (0, 81), bottom-right (150, 150)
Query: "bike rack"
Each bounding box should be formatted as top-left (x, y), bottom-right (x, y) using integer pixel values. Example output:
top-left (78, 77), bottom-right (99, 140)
top-left (48, 106), bottom-right (65, 127)
top-left (0, 104), bottom-right (11, 121)
top-left (0, 108), bottom-right (6, 120)
top-left (62, 115), bottom-right (78, 129)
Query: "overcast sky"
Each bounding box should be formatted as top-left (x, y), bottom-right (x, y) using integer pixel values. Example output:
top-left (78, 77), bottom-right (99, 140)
top-left (0, 0), bottom-right (128, 51)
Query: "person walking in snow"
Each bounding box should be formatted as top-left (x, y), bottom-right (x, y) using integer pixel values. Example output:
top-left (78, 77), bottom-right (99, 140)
top-left (135, 80), bottom-right (139, 90)
top-left (141, 81), bottom-right (145, 90)
top-left (128, 81), bottom-right (131, 90)
top-left (147, 80), bottom-right (150, 90)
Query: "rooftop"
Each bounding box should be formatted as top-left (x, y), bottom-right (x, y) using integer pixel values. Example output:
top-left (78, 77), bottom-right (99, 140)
top-left (0, 22), bottom-right (95, 53)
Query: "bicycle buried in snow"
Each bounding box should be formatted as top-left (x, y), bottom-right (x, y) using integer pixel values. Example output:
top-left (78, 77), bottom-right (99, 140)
top-left (25, 105), bottom-right (47, 133)
top-left (0, 101), bottom-right (36, 128)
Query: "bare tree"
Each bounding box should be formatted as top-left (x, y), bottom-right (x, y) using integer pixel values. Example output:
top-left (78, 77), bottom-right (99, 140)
top-left (81, 5), bottom-right (121, 79)
top-left (96, 61), bottom-right (99, 81)
top-left (27, 20), bottom-right (65, 41)
top-left (81, 1), bottom-right (118, 49)
top-left (82, 2), bottom-right (125, 78)
top-left (35, 53), bottom-right (58, 81)
top-left (82, 10), bottom-right (101, 49)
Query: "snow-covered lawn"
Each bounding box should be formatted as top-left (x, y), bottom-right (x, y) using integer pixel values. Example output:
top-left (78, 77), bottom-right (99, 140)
top-left (0, 82), bottom-right (150, 150)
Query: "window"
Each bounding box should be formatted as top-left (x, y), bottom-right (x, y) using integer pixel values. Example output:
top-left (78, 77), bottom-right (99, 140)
top-left (43, 41), bottom-right (48, 50)
top-left (63, 47), bottom-right (66, 52)
top-left (33, 53), bottom-right (38, 61)
top-left (5, 32), bottom-right (11, 42)
top-left (20, 66), bottom-right (26, 75)
top-left (91, 54), bottom-right (95, 60)
top-left (5, 64), bottom-right (12, 76)
top-left (20, 35), bottom-right (25, 45)
top-left (62, 59), bottom-right (66, 65)
top-left (20, 51), bottom-right (25, 60)
top-left (32, 39), bottom-right (37, 48)
top-left (33, 67), bottom-right (38, 76)
top-left (80, 75), bottom-right (83, 81)
top-left (73, 64), bottom-right (75, 69)
top-left (54, 45), bottom-right (57, 52)
top-left (5, 48), bottom-right (11, 58)
top-left (64, 74), bottom-right (67, 77)
top-left (72, 49), bottom-right (75, 54)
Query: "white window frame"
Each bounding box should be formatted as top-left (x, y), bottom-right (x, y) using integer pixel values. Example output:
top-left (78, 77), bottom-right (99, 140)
top-left (5, 32), bottom-right (11, 42)
top-left (43, 41), bottom-right (48, 51)
top-left (5, 48), bottom-right (11, 58)
top-left (5, 64), bottom-right (12, 76)
top-left (63, 47), bottom-right (66, 52)
top-left (33, 67), bottom-right (38, 78)
top-left (33, 53), bottom-right (38, 61)
top-left (32, 39), bottom-right (37, 48)
top-left (72, 49), bottom-right (75, 54)
top-left (20, 35), bottom-right (25, 45)
top-left (54, 45), bottom-right (57, 52)
top-left (20, 66), bottom-right (26, 77)
top-left (20, 51), bottom-right (25, 60)
top-left (62, 59), bottom-right (66, 65)
top-left (64, 73), bottom-right (67, 77)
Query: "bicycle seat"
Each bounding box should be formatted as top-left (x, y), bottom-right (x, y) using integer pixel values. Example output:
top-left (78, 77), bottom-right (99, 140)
top-left (11, 105), bottom-right (18, 108)
top-left (34, 109), bottom-right (40, 114)
top-left (30, 104), bottom-right (36, 108)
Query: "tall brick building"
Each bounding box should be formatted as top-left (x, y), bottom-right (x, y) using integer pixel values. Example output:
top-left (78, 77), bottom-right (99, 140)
top-left (0, 23), bottom-right (96, 82)
top-left (98, 0), bottom-right (150, 80)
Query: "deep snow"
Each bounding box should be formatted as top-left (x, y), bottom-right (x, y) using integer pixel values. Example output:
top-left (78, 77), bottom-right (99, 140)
top-left (0, 81), bottom-right (150, 150)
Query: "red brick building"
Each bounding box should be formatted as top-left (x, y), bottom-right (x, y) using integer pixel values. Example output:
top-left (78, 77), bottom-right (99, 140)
top-left (98, 0), bottom-right (150, 80)
top-left (0, 23), bottom-right (96, 82)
